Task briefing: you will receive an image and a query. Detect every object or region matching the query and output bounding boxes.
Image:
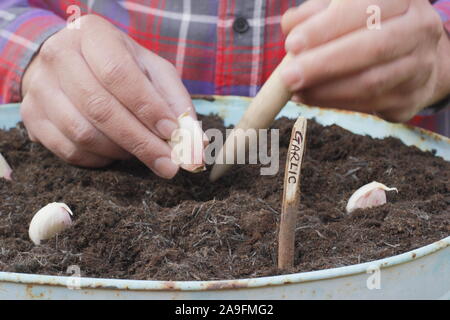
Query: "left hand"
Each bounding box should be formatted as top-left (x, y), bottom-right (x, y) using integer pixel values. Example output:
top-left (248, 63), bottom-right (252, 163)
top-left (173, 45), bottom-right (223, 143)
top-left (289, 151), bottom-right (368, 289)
top-left (281, 0), bottom-right (450, 122)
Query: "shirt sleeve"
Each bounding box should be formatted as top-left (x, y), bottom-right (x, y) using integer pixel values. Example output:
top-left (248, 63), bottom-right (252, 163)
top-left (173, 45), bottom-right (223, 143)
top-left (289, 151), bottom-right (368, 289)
top-left (433, 0), bottom-right (450, 33)
top-left (0, 1), bottom-right (66, 103)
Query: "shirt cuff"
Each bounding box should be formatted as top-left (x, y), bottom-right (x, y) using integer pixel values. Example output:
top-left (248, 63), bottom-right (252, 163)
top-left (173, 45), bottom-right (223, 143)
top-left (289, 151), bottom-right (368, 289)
top-left (1, 9), bottom-right (66, 103)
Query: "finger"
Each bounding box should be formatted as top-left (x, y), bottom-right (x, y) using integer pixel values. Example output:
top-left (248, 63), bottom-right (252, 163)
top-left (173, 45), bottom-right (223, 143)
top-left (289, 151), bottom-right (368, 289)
top-left (26, 119), bottom-right (113, 168)
top-left (294, 90), bottom-right (373, 113)
top-left (37, 86), bottom-right (131, 160)
top-left (137, 47), bottom-right (197, 119)
top-left (20, 97), bottom-right (41, 143)
top-left (80, 22), bottom-right (179, 140)
top-left (299, 54), bottom-right (418, 108)
top-left (296, 89), bottom-right (417, 123)
top-left (285, 0), bottom-right (410, 54)
top-left (375, 99), bottom-right (418, 123)
top-left (56, 52), bottom-right (180, 179)
top-left (281, 12), bottom-right (418, 91)
top-left (282, 0), bottom-right (331, 35)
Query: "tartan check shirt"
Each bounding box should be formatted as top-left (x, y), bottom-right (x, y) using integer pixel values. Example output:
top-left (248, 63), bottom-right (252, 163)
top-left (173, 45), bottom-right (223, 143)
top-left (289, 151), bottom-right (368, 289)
top-left (0, 0), bottom-right (449, 137)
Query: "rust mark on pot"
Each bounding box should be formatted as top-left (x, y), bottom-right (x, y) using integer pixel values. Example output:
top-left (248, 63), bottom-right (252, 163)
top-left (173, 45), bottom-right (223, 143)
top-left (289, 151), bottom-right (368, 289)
top-left (323, 108), bottom-right (373, 119)
top-left (162, 281), bottom-right (178, 290)
top-left (203, 280), bottom-right (249, 291)
top-left (98, 285), bottom-right (120, 290)
top-left (85, 283), bottom-right (120, 290)
top-left (412, 253), bottom-right (417, 259)
top-left (401, 123), bottom-right (450, 144)
top-left (26, 284), bottom-right (44, 299)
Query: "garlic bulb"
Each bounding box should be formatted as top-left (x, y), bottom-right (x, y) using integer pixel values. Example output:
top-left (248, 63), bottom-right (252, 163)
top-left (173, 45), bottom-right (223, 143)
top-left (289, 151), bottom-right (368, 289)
top-left (346, 181), bottom-right (398, 213)
top-left (0, 152), bottom-right (12, 180)
top-left (29, 203), bottom-right (73, 245)
top-left (169, 111), bottom-right (207, 173)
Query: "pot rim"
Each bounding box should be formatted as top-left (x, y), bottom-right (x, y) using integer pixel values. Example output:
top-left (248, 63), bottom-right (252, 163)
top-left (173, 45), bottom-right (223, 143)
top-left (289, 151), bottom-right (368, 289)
top-left (0, 96), bottom-right (448, 292)
top-left (192, 95), bottom-right (450, 147)
top-left (0, 237), bottom-right (448, 291)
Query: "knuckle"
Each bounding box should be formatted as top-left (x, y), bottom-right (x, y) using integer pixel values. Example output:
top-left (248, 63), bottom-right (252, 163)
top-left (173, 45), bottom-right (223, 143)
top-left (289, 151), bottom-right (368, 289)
top-left (362, 73), bottom-right (383, 96)
top-left (84, 95), bottom-right (115, 124)
top-left (408, 60), bottom-right (432, 88)
top-left (129, 139), bottom-right (153, 159)
top-left (421, 55), bottom-right (435, 74)
top-left (20, 102), bottom-right (35, 131)
top-left (422, 12), bottom-right (443, 39)
top-left (130, 95), bottom-right (165, 122)
top-left (19, 100), bottom-right (32, 120)
top-left (69, 122), bottom-right (97, 146)
top-left (373, 43), bottom-right (390, 61)
top-left (78, 14), bottom-right (102, 29)
top-left (100, 59), bottom-right (128, 88)
top-left (132, 101), bottom-right (152, 118)
top-left (39, 37), bottom-right (61, 63)
top-left (61, 147), bottom-right (84, 165)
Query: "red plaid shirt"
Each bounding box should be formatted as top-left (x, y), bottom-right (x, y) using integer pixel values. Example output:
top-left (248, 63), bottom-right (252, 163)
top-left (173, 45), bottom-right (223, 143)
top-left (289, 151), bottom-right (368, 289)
top-left (0, 0), bottom-right (449, 137)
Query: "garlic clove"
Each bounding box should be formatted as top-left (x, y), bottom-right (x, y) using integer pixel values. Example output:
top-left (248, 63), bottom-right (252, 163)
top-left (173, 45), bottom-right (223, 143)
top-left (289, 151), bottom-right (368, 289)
top-left (29, 203), bottom-right (73, 245)
top-left (0, 152), bottom-right (12, 180)
top-left (169, 111), bottom-right (207, 173)
top-left (346, 181), bottom-right (398, 213)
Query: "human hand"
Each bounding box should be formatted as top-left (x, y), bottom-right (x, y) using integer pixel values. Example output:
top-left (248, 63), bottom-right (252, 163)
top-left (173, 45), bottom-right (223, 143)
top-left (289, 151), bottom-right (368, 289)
top-left (281, 0), bottom-right (450, 122)
top-left (21, 15), bottom-right (197, 179)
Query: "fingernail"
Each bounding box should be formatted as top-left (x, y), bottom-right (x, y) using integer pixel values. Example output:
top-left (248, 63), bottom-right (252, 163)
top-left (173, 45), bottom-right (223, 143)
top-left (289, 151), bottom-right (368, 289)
top-left (285, 33), bottom-right (304, 53)
top-left (281, 63), bottom-right (303, 91)
top-left (156, 119), bottom-right (179, 140)
top-left (153, 157), bottom-right (179, 179)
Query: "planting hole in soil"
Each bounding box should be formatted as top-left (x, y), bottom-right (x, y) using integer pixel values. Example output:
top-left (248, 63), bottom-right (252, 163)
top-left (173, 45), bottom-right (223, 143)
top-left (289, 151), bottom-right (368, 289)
top-left (0, 111), bottom-right (449, 281)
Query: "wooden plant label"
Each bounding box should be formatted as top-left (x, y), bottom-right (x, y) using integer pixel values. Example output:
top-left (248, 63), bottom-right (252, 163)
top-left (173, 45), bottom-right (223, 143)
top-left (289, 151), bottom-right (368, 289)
top-left (278, 117), bottom-right (307, 270)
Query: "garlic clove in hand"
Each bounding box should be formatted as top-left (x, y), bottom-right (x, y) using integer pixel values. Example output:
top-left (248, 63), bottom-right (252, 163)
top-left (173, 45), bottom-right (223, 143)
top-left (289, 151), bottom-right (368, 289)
top-left (169, 111), bottom-right (207, 173)
top-left (346, 181), bottom-right (398, 213)
top-left (29, 203), bottom-right (73, 245)
top-left (0, 152), bottom-right (12, 180)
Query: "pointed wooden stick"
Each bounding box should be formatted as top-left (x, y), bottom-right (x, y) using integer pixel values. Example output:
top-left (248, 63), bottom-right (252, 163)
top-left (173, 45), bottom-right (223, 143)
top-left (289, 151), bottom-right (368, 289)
top-left (209, 55), bottom-right (294, 182)
top-left (278, 117), bottom-right (307, 270)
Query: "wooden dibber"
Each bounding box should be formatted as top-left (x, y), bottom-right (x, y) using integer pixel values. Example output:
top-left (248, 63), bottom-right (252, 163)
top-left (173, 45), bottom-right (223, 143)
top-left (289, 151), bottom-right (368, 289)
top-left (209, 55), bottom-right (294, 182)
top-left (278, 117), bottom-right (307, 270)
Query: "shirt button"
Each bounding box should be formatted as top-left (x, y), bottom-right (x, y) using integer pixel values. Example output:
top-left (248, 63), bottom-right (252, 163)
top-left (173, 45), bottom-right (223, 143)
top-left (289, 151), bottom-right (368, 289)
top-left (233, 17), bottom-right (250, 34)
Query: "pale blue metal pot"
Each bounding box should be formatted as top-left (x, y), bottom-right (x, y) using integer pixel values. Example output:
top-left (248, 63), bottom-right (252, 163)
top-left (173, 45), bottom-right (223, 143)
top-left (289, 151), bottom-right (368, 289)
top-left (0, 96), bottom-right (448, 299)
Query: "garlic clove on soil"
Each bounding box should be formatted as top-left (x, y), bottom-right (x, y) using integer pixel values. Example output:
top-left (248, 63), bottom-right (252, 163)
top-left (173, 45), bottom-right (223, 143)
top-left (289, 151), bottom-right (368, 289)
top-left (346, 181), bottom-right (398, 213)
top-left (29, 203), bottom-right (73, 245)
top-left (0, 153), bottom-right (12, 180)
top-left (169, 111), bottom-right (208, 173)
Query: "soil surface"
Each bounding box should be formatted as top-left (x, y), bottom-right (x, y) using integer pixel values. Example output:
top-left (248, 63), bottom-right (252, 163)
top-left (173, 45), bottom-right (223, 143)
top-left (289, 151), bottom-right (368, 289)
top-left (0, 116), bottom-right (449, 281)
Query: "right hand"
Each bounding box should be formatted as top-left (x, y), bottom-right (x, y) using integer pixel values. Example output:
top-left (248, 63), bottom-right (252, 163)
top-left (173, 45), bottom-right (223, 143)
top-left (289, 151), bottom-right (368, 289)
top-left (21, 15), bottom-right (196, 179)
